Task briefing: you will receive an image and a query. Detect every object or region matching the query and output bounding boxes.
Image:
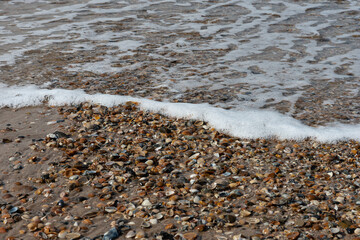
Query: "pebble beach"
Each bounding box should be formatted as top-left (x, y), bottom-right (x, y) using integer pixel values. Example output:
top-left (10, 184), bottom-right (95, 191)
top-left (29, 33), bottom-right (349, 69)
top-left (1, 0), bottom-right (360, 239)
top-left (1, 103), bottom-right (360, 240)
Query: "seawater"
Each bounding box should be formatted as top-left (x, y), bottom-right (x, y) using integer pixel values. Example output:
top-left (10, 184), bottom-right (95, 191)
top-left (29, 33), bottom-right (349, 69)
top-left (0, 0), bottom-right (359, 140)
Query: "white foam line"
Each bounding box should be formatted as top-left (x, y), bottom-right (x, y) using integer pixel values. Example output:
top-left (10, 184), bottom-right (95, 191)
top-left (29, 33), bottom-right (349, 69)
top-left (1, 84), bottom-right (360, 142)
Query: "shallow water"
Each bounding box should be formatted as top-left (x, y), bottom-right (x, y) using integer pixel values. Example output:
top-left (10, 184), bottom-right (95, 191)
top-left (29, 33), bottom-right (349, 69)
top-left (0, 0), bottom-right (359, 126)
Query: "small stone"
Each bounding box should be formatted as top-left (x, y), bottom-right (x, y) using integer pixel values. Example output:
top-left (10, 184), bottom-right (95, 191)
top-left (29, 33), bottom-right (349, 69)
top-left (126, 230), bottom-right (136, 238)
top-left (229, 189), bottom-right (242, 197)
top-left (13, 164), bottom-right (23, 170)
top-left (189, 189), bottom-right (199, 193)
top-left (47, 120), bottom-right (57, 125)
top-left (105, 207), bottom-right (117, 213)
top-left (82, 219), bottom-right (92, 225)
top-left (294, 218), bottom-right (305, 228)
top-left (145, 160), bottom-right (153, 166)
top-left (247, 218), bottom-right (260, 224)
top-left (286, 231), bottom-right (299, 240)
top-left (103, 227), bottom-right (120, 240)
top-left (212, 179), bottom-right (229, 190)
top-left (65, 233), bottom-right (81, 239)
top-left (27, 222), bottom-right (38, 232)
top-left (238, 219), bottom-right (246, 225)
top-left (141, 222), bottom-right (151, 228)
top-left (165, 223), bottom-right (175, 230)
top-left (141, 199), bottom-right (152, 207)
top-left (135, 230), bottom-right (145, 239)
top-left (195, 224), bottom-right (206, 232)
top-left (354, 228), bottom-right (360, 235)
top-left (9, 207), bottom-right (19, 214)
top-left (335, 197), bottom-right (345, 204)
top-left (183, 232), bottom-right (198, 240)
top-left (155, 213), bottom-right (163, 220)
top-left (224, 215), bottom-right (236, 223)
top-left (167, 200), bottom-right (176, 206)
top-left (149, 219), bottom-right (158, 225)
top-left (233, 235), bottom-right (244, 240)
top-left (193, 196), bottom-right (200, 203)
top-left (240, 210), bottom-right (252, 217)
top-left (331, 227), bottom-right (340, 234)
top-left (64, 215), bottom-right (74, 221)
top-left (69, 175), bottom-right (79, 180)
top-left (0, 227), bottom-right (6, 233)
top-left (58, 200), bottom-right (66, 207)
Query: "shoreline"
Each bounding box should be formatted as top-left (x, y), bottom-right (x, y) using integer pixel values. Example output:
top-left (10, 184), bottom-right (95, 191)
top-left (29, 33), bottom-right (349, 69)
top-left (2, 84), bottom-right (360, 142)
top-left (1, 104), bottom-right (360, 239)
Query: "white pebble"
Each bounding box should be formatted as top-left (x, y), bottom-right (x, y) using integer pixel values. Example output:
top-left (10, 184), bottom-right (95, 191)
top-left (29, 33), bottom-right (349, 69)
top-left (141, 199), bottom-right (152, 207)
top-left (149, 219), bottom-right (158, 225)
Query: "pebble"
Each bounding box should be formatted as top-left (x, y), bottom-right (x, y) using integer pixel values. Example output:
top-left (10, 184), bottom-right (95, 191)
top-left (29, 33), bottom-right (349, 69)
top-left (6, 103), bottom-right (360, 240)
top-left (335, 196), bottom-right (345, 204)
top-left (195, 225), bottom-right (206, 232)
top-left (294, 218), bottom-right (305, 228)
top-left (240, 210), bottom-right (251, 217)
top-left (247, 218), bottom-right (260, 224)
top-left (65, 233), bottom-right (81, 239)
top-left (13, 164), bottom-right (23, 170)
top-left (103, 227), bottom-right (120, 240)
top-left (149, 219), bottom-right (158, 225)
top-left (189, 189), bottom-right (199, 194)
top-left (193, 195), bottom-right (200, 203)
top-left (141, 199), bottom-right (152, 207)
top-left (47, 120), bottom-right (57, 125)
top-left (125, 230), bottom-right (136, 238)
top-left (135, 230), bottom-right (145, 239)
top-left (145, 160), bottom-right (153, 166)
top-left (141, 222), bottom-right (151, 228)
top-left (165, 223), bottom-right (175, 230)
top-left (105, 207), bottom-right (117, 213)
top-left (183, 232), bottom-right (198, 240)
top-left (69, 175), bottom-right (79, 180)
top-left (286, 232), bottom-right (300, 240)
top-left (9, 207), bottom-right (18, 214)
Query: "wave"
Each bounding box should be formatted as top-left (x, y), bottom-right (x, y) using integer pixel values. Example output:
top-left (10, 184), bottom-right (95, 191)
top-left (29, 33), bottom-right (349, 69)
top-left (1, 84), bottom-right (360, 142)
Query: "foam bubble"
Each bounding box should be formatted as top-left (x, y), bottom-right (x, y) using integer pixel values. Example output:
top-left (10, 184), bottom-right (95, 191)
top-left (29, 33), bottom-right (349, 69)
top-left (1, 84), bottom-right (360, 142)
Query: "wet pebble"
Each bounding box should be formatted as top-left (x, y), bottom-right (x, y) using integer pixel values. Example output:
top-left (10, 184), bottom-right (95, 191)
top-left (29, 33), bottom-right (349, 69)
top-left (183, 232), bottom-right (198, 240)
top-left (103, 227), bottom-right (120, 240)
top-left (125, 230), bottom-right (136, 238)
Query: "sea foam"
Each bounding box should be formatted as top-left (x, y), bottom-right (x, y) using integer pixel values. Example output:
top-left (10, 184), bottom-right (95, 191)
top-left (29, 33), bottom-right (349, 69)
top-left (1, 84), bottom-right (360, 142)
